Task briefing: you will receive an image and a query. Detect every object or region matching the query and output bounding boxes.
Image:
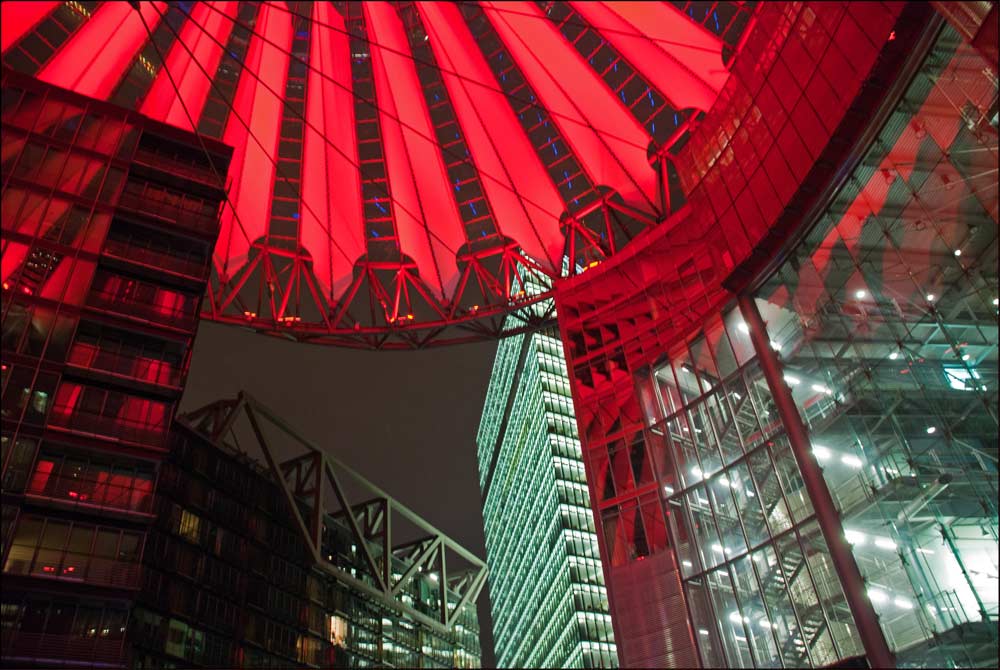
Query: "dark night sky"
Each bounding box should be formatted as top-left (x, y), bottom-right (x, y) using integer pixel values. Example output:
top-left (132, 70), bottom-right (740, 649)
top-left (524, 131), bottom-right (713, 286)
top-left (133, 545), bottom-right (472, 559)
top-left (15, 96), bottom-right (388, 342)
top-left (180, 320), bottom-right (499, 666)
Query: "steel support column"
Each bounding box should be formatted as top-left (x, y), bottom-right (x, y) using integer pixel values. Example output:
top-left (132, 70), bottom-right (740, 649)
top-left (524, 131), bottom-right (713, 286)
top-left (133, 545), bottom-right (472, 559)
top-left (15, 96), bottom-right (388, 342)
top-left (737, 294), bottom-right (896, 669)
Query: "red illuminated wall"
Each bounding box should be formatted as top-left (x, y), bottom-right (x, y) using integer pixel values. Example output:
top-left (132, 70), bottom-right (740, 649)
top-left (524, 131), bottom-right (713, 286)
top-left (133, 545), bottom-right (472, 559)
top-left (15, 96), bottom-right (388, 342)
top-left (552, 2), bottom-right (929, 666)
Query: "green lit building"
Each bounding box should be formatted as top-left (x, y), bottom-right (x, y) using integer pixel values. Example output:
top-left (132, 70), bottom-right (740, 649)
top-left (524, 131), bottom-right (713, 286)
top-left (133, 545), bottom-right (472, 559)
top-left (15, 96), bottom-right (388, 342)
top-left (476, 284), bottom-right (618, 668)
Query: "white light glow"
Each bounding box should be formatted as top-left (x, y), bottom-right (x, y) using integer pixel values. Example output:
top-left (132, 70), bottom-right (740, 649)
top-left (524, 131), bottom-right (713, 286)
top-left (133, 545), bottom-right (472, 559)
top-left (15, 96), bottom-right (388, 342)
top-left (874, 537), bottom-right (898, 551)
top-left (868, 588), bottom-right (888, 604)
top-left (683, 560), bottom-right (693, 568)
top-left (770, 340), bottom-right (781, 351)
top-left (926, 294), bottom-right (935, 302)
top-left (841, 454), bottom-right (863, 468)
top-left (737, 322), bottom-right (750, 334)
top-left (746, 489), bottom-right (756, 498)
top-left (733, 392), bottom-right (742, 400)
top-left (718, 476), bottom-right (731, 487)
top-left (784, 374), bottom-right (800, 386)
top-left (894, 598), bottom-right (914, 610)
top-left (889, 351), bottom-right (899, 360)
top-left (699, 628), bottom-right (710, 636)
top-left (811, 383), bottom-right (832, 395)
top-left (845, 529), bottom-right (866, 545)
top-left (855, 289), bottom-right (867, 299)
top-left (664, 485), bottom-right (675, 495)
top-left (953, 249), bottom-right (962, 257)
top-left (926, 426), bottom-right (936, 434)
top-left (962, 353), bottom-right (971, 361)
top-left (713, 544), bottom-right (725, 554)
top-left (916, 548), bottom-right (935, 555)
top-left (691, 467), bottom-right (703, 480)
top-left (812, 445), bottom-right (831, 461)
top-left (993, 298), bottom-right (999, 306)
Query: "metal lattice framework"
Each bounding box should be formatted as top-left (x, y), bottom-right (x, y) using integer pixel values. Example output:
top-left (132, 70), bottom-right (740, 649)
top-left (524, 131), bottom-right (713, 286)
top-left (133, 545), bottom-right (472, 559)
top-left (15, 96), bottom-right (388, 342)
top-left (180, 392), bottom-right (488, 633)
top-left (1, 1), bottom-right (758, 347)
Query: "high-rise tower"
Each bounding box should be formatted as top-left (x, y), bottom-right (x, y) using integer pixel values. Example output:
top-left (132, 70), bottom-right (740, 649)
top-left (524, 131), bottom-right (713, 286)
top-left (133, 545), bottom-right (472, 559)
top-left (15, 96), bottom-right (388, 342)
top-left (477, 284), bottom-right (618, 668)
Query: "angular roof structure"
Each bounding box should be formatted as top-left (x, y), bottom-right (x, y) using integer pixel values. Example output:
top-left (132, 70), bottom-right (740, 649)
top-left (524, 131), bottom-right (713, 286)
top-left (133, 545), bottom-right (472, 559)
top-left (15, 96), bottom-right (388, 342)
top-left (1, 1), bottom-right (757, 347)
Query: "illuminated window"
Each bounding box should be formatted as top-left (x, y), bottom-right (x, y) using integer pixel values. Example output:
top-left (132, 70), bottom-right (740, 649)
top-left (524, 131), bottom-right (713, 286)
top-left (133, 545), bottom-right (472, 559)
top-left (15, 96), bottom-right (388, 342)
top-left (178, 510), bottom-right (202, 543)
top-left (328, 614), bottom-right (348, 646)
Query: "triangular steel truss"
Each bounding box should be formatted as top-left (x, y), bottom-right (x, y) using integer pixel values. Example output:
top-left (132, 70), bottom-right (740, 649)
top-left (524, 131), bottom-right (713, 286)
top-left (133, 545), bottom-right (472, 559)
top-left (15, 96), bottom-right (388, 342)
top-left (178, 392), bottom-right (487, 634)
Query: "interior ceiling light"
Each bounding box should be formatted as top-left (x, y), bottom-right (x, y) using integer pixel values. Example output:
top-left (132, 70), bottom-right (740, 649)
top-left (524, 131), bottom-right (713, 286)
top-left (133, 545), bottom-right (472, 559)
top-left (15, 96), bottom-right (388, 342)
top-left (0, 1), bottom-right (756, 348)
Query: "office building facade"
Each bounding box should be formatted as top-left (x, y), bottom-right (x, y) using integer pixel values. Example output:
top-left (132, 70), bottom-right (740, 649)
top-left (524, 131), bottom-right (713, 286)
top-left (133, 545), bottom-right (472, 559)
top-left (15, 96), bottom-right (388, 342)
top-left (477, 285), bottom-right (617, 668)
top-left (130, 397), bottom-right (483, 669)
top-left (1, 67), bottom-right (232, 668)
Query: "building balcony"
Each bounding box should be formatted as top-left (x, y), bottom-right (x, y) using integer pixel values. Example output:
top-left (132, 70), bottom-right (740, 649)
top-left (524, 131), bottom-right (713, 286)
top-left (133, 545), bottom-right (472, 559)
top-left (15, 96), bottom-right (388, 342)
top-left (0, 630), bottom-right (126, 668)
top-left (116, 190), bottom-right (219, 238)
top-left (66, 342), bottom-right (182, 390)
top-left (101, 237), bottom-right (208, 283)
top-left (85, 290), bottom-right (198, 333)
top-left (132, 148), bottom-right (225, 191)
top-left (23, 471), bottom-right (154, 517)
top-left (3, 548), bottom-right (142, 590)
top-left (46, 406), bottom-right (167, 450)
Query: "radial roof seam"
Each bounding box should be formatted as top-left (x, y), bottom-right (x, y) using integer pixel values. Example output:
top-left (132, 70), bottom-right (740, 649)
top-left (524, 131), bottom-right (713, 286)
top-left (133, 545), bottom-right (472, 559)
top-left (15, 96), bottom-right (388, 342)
top-left (364, 0), bottom-right (458, 298)
top-left (261, 0), bottom-right (658, 155)
top-left (482, 1), bottom-right (660, 215)
top-left (451, 1), bottom-right (731, 55)
top-left (205, 0), bottom-right (647, 228)
top-left (417, 0), bottom-right (565, 272)
top-left (191, 0), bottom-right (579, 265)
top-left (173, 1), bottom-right (460, 266)
top-left (568, 2), bottom-right (725, 112)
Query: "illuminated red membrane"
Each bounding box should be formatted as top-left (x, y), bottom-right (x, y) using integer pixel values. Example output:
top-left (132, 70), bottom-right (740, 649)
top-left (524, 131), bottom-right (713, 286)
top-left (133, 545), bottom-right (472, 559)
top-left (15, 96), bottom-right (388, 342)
top-left (0, 1), bottom-right (760, 345)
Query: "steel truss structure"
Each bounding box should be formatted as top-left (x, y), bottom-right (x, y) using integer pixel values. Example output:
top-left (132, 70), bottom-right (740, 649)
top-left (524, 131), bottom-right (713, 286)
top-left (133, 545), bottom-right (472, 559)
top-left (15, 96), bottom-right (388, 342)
top-left (179, 392), bottom-right (488, 634)
top-left (0, 0), bottom-right (758, 348)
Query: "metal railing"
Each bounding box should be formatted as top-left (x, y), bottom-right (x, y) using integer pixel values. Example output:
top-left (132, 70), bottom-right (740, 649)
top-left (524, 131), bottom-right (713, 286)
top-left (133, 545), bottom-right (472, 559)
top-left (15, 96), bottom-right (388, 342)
top-left (102, 238), bottom-right (207, 280)
top-left (66, 342), bottom-right (182, 388)
top-left (117, 190), bottom-right (218, 235)
top-left (4, 550), bottom-right (142, 590)
top-left (133, 148), bottom-right (226, 189)
top-left (86, 290), bottom-right (197, 331)
top-left (0, 630), bottom-right (126, 666)
top-left (46, 407), bottom-right (167, 448)
top-left (24, 472), bottom-right (154, 515)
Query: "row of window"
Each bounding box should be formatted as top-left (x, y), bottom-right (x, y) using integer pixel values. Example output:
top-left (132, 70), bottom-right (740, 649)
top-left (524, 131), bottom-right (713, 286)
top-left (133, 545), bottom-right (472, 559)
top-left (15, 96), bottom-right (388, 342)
top-left (4, 514), bottom-right (143, 589)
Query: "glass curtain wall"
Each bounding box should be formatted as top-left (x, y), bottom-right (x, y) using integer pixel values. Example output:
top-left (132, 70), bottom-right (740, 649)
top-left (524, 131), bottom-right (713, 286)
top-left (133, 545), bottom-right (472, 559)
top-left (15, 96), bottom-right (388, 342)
top-left (752, 22), bottom-right (998, 669)
top-left (639, 307), bottom-right (864, 668)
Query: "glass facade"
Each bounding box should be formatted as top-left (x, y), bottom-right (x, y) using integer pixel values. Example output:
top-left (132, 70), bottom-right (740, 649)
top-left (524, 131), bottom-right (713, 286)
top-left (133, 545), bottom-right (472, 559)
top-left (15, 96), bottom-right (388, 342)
top-left (1, 69), bottom-right (230, 669)
top-left (753, 22), bottom-right (998, 667)
top-left (642, 307), bottom-right (864, 667)
top-left (130, 420), bottom-right (482, 669)
top-left (554, 8), bottom-right (997, 669)
top-left (477, 285), bottom-right (618, 667)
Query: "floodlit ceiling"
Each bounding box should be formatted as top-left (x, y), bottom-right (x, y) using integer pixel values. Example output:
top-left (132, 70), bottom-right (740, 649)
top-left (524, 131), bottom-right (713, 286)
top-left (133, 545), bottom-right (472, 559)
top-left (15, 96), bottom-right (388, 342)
top-left (1, 1), bottom-right (758, 347)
